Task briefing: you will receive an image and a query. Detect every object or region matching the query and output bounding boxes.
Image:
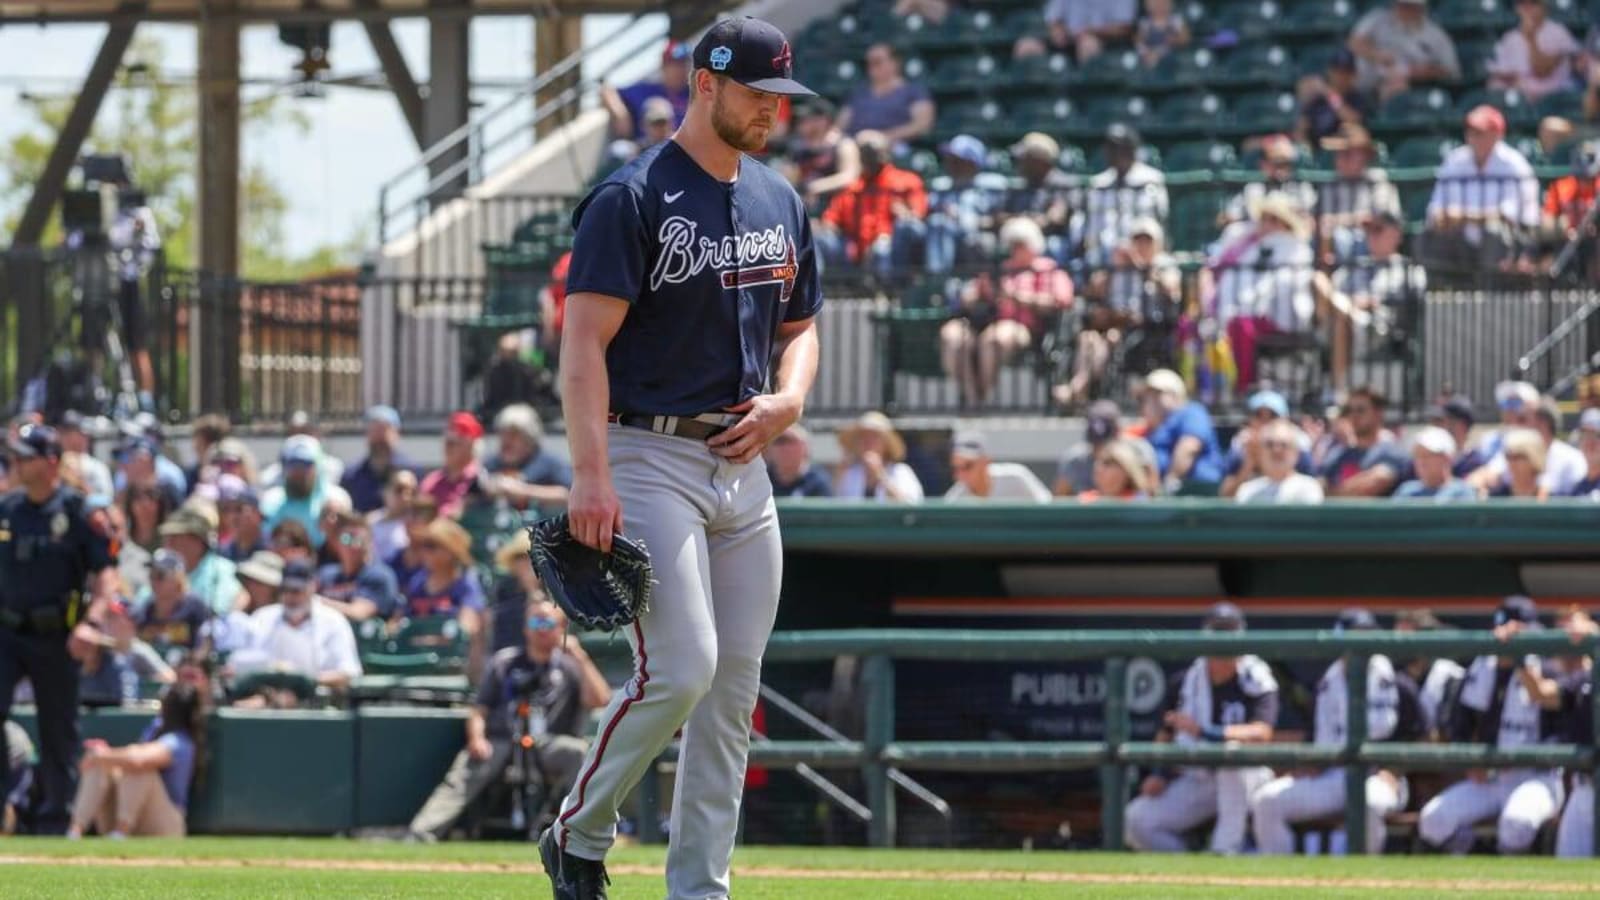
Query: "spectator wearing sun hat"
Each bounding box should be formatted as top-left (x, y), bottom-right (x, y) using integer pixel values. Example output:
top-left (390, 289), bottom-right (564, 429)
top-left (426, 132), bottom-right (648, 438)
top-left (259, 434), bottom-right (353, 550)
top-left (835, 412), bottom-right (925, 502)
top-left (142, 503), bottom-right (245, 618)
top-left (402, 516), bottom-right (487, 675)
top-left (1393, 426), bottom-right (1479, 501)
top-left (420, 412), bottom-right (486, 520)
top-left (340, 405), bottom-right (417, 516)
top-left (1001, 131), bottom-right (1074, 260)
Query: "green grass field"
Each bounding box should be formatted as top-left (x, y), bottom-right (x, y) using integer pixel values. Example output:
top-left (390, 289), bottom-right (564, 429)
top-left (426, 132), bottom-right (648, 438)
top-left (2, 837), bottom-right (1599, 898)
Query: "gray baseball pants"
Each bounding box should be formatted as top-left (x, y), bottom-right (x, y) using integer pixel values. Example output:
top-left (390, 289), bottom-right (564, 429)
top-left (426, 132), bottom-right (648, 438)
top-left (554, 425), bottom-right (782, 900)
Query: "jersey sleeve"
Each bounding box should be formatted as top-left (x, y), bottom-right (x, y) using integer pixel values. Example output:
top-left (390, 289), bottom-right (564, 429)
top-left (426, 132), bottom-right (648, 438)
top-left (787, 212), bottom-right (824, 322)
top-left (78, 502), bottom-right (115, 573)
top-left (566, 183), bottom-right (650, 302)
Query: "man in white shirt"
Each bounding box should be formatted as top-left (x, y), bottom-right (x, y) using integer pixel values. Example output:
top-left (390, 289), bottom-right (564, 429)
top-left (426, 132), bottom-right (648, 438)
top-left (1487, 0), bottom-right (1580, 101)
top-left (1468, 396), bottom-right (1588, 495)
top-left (1081, 124), bottom-right (1168, 265)
top-left (1422, 105), bottom-right (1540, 272)
top-left (1235, 419), bottom-right (1325, 505)
top-left (240, 559), bottom-right (362, 692)
top-left (944, 431), bottom-right (1051, 502)
top-left (1347, 0), bottom-right (1462, 101)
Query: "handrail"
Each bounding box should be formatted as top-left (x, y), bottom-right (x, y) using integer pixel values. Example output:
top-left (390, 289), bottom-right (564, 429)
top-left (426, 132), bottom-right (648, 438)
top-left (586, 628), bottom-right (1600, 854)
top-left (376, 15), bottom-right (670, 243)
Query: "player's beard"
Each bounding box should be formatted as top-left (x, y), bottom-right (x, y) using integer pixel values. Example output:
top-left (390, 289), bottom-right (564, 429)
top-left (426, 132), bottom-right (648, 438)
top-left (710, 91), bottom-right (770, 153)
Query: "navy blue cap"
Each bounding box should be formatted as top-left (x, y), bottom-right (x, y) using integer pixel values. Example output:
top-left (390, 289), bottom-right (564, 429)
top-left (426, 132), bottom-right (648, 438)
top-left (280, 558), bottom-right (315, 591)
top-left (693, 17), bottom-right (815, 97)
top-left (1335, 607), bottom-right (1378, 632)
top-left (1494, 595), bottom-right (1538, 626)
top-left (8, 424), bottom-right (61, 460)
top-left (1330, 48), bottom-right (1357, 71)
top-left (1427, 394), bottom-right (1475, 426)
top-left (1204, 601), bottom-right (1246, 632)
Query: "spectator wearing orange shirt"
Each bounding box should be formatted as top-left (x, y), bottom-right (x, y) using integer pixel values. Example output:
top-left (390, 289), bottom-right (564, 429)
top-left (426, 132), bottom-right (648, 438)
top-left (1543, 141), bottom-right (1600, 232)
top-left (816, 130), bottom-right (927, 274)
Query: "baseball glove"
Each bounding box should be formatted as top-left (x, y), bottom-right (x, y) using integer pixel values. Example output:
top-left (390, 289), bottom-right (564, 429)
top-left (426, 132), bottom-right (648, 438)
top-left (527, 514), bottom-right (653, 632)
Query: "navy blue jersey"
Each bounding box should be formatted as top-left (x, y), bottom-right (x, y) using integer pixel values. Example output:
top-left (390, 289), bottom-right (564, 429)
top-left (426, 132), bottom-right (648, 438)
top-left (0, 486), bottom-right (114, 613)
top-left (566, 140), bottom-right (823, 415)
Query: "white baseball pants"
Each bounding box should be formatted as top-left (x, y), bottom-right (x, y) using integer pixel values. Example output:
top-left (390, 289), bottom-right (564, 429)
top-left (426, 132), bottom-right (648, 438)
top-left (1557, 777), bottom-right (1592, 858)
top-left (1251, 768), bottom-right (1405, 855)
top-left (554, 426), bottom-right (783, 900)
top-left (1125, 764), bottom-right (1273, 853)
top-left (1418, 769), bottom-right (1564, 854)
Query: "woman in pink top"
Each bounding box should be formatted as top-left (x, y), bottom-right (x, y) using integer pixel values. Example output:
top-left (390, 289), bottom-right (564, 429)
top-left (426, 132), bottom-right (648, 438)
top-left (418, 411), bottom-right (483, 519)
top-left (1487, 0), bottom-right (1580, 101)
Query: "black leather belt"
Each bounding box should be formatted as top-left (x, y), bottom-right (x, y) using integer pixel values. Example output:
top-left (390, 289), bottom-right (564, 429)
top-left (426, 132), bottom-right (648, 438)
top-left (608, 412), bottom-right (737, 442)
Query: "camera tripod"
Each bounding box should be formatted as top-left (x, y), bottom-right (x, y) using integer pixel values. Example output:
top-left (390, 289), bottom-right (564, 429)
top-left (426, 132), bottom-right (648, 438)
top-left (30, 241), bottom-right (145, 423)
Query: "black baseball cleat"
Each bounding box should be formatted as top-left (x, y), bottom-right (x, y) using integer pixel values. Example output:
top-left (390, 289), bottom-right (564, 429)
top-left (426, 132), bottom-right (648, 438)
top-left (539, 827), bottom-right (610, 900)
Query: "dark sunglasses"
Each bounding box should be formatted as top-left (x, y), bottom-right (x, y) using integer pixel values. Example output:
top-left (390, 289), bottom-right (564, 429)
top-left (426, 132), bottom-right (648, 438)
top-left (527, 615), bottom-right (560, 632)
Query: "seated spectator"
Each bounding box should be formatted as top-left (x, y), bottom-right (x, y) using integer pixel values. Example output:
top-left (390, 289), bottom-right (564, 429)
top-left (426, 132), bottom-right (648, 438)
top-left (786, 98), bottom-right (861, 209)
top-left (1000, 132), bottom-right (1074, 261)
top-left (1540, 139), bottom-right (1600, 277)
top-left (600, 40), bottom-right (689, 141)
top-left (148, 504), bottom-right (245, 617)
top-left (638, 96), bottom-right (677, 152)
top-left (57, 411), bottom-right (112, 503)
top-left (134, 549), bottom-right (212, 668)
top-left (1056, 400), bottom-right (1156, 496)
top-left (837, 43), bottom-right (935, 147)
top-left (4, 720), bottom-right (34, 835)
top-left (1568, 408), bottom-right (1600, 499)
top-left (65, 682), bottom-right (203, 839)
top-left (206, 550), bottom-right (284, 656)
top-left (421, 412), bottom-right (486, 519)
top-left (1394, 426), bottom-right (1479, 501)
top-left (1081, 124), bottom-right (1168, 265)
top-left (1487, 0), bottom-right (1579, 101)
top-left (895, 134), bottom-right (1009, 273)
top-left (944, 431), bottom-right (1051, 501)
top-left (1480, 380), bottom-right (1542, 462)
top-left (122, 481), bottom-right (172, 555)
top-left (1315, 124), bottom-right (1401, 265)
top-left (1470, 397), bottom-right (1586, 495)
top-left (1016, 0), bottom-right (1137, 64)
top-left (1076, 437), bottom-right (1152, 502)
top-left (1055, 217), bottom-right (1178, 409)
top-left (1321, 387), bottom-right (1408, 496)
top-left (234, 559), bottom-right (362, 698)
top-left (1125, 603), bottom-right (1276, 853)
top-left (387, 495), bottom-right (440, 589)
top-left (1209, 193), bottom-right (1317, 394)
top-left (316, 512), bottom-right (401, 624)
top-left (1137, 369), bottom-right (1224, 493)
top-left (1235, 420), bottom-right (1324, 505)
top-left (408, 599), bottom-right (609, 843)
top-left (269, 518), bottom-right (316, 565)
top-left (1587, 31), bottom-right (1600, 121)
top-left (370, 469), bottom-right (419, 563)
top-left (261, 435), bottom-right (352, 550)
top-left (1220, 390), bottom-right (1312, 498)
top-left (115, 435), bottom-right (184, 510)
top-left (817, 130), bottom-right (927, 272)
top-left (73, 602), bottom-right (173, 706)
top-left (1484, 427), bottom-right (1551, 500)
top-left (185, 413), bottom-right (230, 492)
top-left (1296, 50), bottom-right (1370, 147)
top-left (1252, 608), bottom-right (1405, 855)
top-left (202, 436), bottom-right (258, 488)
top-left (216, 476), bottom-right (267, 563)
top-left (1424, 394), bottom-right (1488, 477)
top-left (940, 218), bottom-right (1074, 408)
top-left (1220, 136), bottom-right (1317, 230)
top-left (1134, 0), bottom-right (1187, 69)
top-left (480, 404), bottom-right (571, 515)
top-left (1421, 106), bottom-right (1540, 273)
top-left (258, 410), bottom-right (343, 490)
top-left (487, 531), bottom-right (543, 654)
top-left (480, 332), bottom-right (543, 424)
top-left (835, 412), bottom-right (925, 502)
top-left (1348, 0), bottom-right (1461, 102)
top-left (1320, 210), bottom-right (1424, 394)
top-left (341, 405), bottom-right (415, 516)
top-left (1419, 596), bottom-right (1564, 854)
top-left (404, 517), bottom-right (486, 676)
top-left (766, 424), bottom-right (832, 498)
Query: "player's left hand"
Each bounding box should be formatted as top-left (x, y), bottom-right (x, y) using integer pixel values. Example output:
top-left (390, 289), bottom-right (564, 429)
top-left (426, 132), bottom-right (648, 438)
top-left (1164, 711), bottom-right (1201, 737)
top-left (709, 393), bottom-right (803, 464)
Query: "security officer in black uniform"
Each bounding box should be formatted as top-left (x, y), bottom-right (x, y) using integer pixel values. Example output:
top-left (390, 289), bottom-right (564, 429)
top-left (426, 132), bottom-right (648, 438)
top-left (0, 424), bottom-right (117, 834)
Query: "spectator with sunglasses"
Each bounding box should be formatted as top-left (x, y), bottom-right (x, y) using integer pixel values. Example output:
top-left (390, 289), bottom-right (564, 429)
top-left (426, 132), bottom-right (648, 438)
top-left (1235, 419), bottom-right (1324, 505)
top-left (369, 469), bottom-right (419, 565)
top-left (408, 599), bottom-right (610, 843)
top-left (216, 475), bottom-right (267, 564)
top-left (944, 431), bottom-right (1051, 502)
top-left (316, 512), bottom-right (400, 624)
top-left (1220, 390), bottom-right (1313, 499)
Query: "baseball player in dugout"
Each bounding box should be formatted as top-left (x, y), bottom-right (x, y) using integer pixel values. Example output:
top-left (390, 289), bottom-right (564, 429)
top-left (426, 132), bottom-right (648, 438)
top-left (0, 425), bottom-right (119, 834)
top-left (540, 15), bottom-right (822, 900)
top-left (1124, 602), bottom-right (1279, 854)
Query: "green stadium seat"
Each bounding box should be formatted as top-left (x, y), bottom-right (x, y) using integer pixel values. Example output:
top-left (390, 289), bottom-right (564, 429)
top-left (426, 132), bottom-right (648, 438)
top-left (1371, 87), bottom-right (1456, 132)
top-left (1009, 52), bottom-right (1071, 89)
top-left (1456, 88), bottom-right (1539, 130)
top-left (1086, 142), bottom-right (1162, 173)
top-left (1008, 95), bottom-right (1078, 135)
top-left (1147, 93), bottom-right (1228, 139)
top-left (1271, 0), bottom-right (1360, 40)
top-left (1228, 90), bottom-right (1298, 136)
top-left (1218, 43), bottom-right (1296, 89)
top-left (1167, 187), bottom-right (1228, 252)
top-left (1056, 144), bottom-right (1091, 174)
top-left (1436, 0), bottom-right (1515, 32)
top-left (934, 98), bottom-right (1011, 142)
top-left (1165, 46), bottom-right (1224, 89)
top-left (997, 8), bottom-right (1047, 45)
top-left (1455, 38), bottom-right (1497, 82)
top-left (927, 54), bottom-right (1004, 94)
top-left (1389, 135), bottom-right (1460, 169)
top-left (1065, 95), bottom-right (1154, 142)
top-left (1536, 89), bottom-right (1586, 120)
top-left (1212, 0), bottom-right (1284, 41)
top-left (803, 58), bottom-right (862, 102)
top-left (1548, 0), bottom-right (1588, 27)
top-left (1073, 48), bottom-right (1143, 88)
top-left (1163, 140), bottom-right (1239, 173)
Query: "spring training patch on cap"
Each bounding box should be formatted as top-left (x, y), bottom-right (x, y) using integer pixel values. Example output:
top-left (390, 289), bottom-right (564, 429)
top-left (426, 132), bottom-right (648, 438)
top-left (710, 46), bottom-right (733, 71)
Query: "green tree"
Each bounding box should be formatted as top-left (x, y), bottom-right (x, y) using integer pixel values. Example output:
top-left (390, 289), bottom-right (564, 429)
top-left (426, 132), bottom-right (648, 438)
top-left (1, 33), bottom-right (361, 279)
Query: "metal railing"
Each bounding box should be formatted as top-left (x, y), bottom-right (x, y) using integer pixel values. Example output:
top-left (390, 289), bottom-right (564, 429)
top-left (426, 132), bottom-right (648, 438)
top-left (606, 628), bottom-right (1600, 853)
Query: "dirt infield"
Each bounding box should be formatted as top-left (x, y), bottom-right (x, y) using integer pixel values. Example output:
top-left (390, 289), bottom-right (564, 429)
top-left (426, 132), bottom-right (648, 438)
top-left (1, 853), bottom-right (1596, 894)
